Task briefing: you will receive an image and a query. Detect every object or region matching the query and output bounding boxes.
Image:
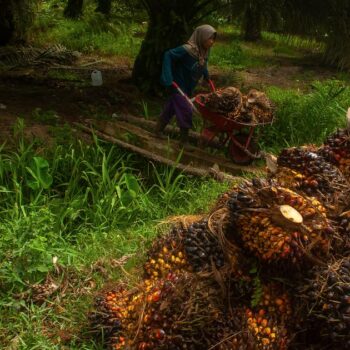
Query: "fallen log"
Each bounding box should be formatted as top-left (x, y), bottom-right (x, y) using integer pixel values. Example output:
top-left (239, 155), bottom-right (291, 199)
top-left (113, 113), bottom-right (222, 148)
top-left (74, 122), bottom-right (239, 182)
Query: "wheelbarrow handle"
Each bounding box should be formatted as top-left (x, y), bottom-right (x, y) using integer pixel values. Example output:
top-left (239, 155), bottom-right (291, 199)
top-left (208, 79), bottom-right (215, 92)
top-left (172, 81), bottom-right (200, 115)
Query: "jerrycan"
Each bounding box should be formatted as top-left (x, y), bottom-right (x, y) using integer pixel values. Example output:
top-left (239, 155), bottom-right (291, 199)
top-left (91, 70), bottom-right (103, 86)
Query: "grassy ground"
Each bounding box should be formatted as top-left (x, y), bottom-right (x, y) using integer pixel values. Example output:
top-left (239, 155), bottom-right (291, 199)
top-left (25, 5), bottom-right (350, 154)
top-left (1, 3), bottom-right (350, 348)
top-left (0, 120), bottom-right (231, 349)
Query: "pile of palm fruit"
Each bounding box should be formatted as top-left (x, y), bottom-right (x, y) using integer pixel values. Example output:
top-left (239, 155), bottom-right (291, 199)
top-left (271, 147), bottom-right (350, 215)
top-left (226, 179), bottom-right (333, 263)
top-left (293, 257), bottom-right (350, 349)
top-left (204, 87), bottom-right (243, 118)
top-left (319, 128), bottom-right (350, 181)
top-left (241, 282), bottom-right (292, 350)
top-left (90, 272), bottom-right (246, 350)
top-left (89, 114), bottom-right (350, 349)
top-left (337, 211), bottom-right (350, 254)
top-left (203, 87), bottom-right (274, 124)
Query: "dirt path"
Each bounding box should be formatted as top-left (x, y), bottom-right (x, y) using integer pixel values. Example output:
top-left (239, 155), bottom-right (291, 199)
top-left (0, 54), bottom-right (342, 143)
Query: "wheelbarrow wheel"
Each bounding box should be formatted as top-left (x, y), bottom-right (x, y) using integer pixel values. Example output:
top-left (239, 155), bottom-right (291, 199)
top-left (228, 133), bottom-right (257, 165)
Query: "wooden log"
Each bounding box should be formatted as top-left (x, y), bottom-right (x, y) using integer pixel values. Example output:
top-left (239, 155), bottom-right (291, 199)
top-left (113, 113), bottom-right (222, 148)
top-left (85, 118), bottom-right (264, 176)
top-left (73, 122), bottom-right (237, 182)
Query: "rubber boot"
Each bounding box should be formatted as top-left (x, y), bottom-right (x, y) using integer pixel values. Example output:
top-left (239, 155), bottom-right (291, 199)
top-left (155, 117), bottom-right (167, 139)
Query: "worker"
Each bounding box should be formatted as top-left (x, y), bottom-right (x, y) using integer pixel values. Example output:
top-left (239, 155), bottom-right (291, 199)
top-left (155, 24), bottom-right (217, 145)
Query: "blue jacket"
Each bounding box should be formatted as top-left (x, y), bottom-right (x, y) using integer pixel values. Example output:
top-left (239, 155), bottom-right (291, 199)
top-left (160, 45), bottom-right (209, 97)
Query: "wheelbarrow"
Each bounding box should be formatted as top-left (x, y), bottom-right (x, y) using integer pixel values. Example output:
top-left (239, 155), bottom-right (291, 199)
top-left (194, 94), bottom-right (273, 165)
top-left (171, 81), bottom-right (273, 165)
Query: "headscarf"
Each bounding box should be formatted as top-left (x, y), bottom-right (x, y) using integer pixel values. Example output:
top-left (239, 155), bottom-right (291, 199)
top-left (183, 24), bottom-right (217, 66)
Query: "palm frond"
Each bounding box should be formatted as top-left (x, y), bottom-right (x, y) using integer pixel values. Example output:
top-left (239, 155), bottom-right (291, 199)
top-left (0, 45), bottom-right (79, 68)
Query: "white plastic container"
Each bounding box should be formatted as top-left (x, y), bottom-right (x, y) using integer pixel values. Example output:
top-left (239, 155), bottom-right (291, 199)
top-left (91, 70), bottom-right (103, 86)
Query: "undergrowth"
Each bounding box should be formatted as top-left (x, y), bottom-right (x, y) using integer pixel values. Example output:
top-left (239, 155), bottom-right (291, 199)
top-left (0, 120), bottom-right (229, 349)
top-left (257, 79), bottom-right (350, 153)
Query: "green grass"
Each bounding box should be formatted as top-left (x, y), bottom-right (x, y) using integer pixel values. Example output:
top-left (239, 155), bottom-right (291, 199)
top-left (262, 31), bottom-right (325, 55)
top-left (257, 79), bottom-right (350, 153)
top-left (2, 78), bottom-right (347, 346)
top-left (30, 2), bottom-right (144, 59)
top-left (211, 24), bottom-right (326, 71)
top-left (211, 41), bottom-right (269, 70)
top-left (34, 18), bottom-right (142, 58)
top-left (5, 9), bottom-right (350, 348)
top-left (0, 120), bottom-right (231, 349)
top-left (30, 7), bottom-right (326, 71)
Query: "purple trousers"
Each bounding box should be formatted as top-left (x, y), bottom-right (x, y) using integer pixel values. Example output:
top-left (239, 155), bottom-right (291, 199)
top-left (160, 93), bottom-right (193, 129)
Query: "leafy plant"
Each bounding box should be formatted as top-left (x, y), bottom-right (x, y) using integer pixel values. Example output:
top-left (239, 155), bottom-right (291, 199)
top-left (141, 100), bottom-right (149, 120)
top-left (148, 154), bottom-right (190, 213)
top-left (211, 41), bottom-right (246, 68)
top-left (26, 156), bottom-right (53, 191)
top-left (0, 207), bottom-right (74, 289)
top-left (257, 79), bottom-right (350, 152)
top-left (32, 108), bottom-right (59, 125)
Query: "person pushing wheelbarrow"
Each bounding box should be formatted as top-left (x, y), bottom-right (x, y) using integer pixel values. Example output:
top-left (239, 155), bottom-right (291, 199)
top-left (155, 24), bottom-right (217, 146)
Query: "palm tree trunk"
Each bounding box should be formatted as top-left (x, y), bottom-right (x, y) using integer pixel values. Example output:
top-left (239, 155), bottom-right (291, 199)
top-left (324, 2), bottom-right (350, 69)
top-left (132, 0), bottom-right (214, 93)
top-left (64, 0), bottom-right (84, 19)
top-left (0, 0), bottom-right (35, 45)
top-left (132, 11), bottom-right (188, 92)
top-left (95, 0), bottom-right (111, 15)
top-left (0, 1), bottom-right (15, 45)
top-left (242, 4), bottom-right (262, 41)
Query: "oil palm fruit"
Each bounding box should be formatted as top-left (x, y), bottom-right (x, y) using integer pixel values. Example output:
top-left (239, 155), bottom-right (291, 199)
top-left (228, 181), bottom-right (332, 263)
top-left (106, 273), bottom-right (241, 350)
top-left (277, 147), bottom-right (349, 201)
top-left (319, 128), bottom-right (350, 181)
top-left (231, 283), bottom-right (291, 350)
top-left (184, 219), bottom-right (225, 272)
top-left (239, 89), bottom-right (275, 124)
top-left (336, 210), bottom-right (350, 253)
top-left (205, 86), bottom-right (243, 118)
top-left (89, 285), bottom-right (137, 348)
top-left (296, 257), bottom-right (350, 349)
top-left (143, 226), bottom-right (188, 280)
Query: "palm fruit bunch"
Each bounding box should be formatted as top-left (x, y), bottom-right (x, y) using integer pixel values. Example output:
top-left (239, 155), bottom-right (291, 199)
top-left (183, 219), bottom-right (226, 272)
top-left (319, 127), bottom-right (350, 181)
top-left (242, 284), bottom-right (292, 350)
top-left (104, 273), bottom-right (241, 350)
top-left (238, 89), bottom-right (274, 124)
top-left (90, 275), bottom-right (181, 350)
top-left (269, 167), bottom-right (305, 193)
top-left (143, 226), bottom-right (188, 280)
top-left (227, 179), bottom-right (262, 213)
top-left (29, 275), bottom-right (59, 304)
top-left (211, 188), bottom-right (235, 211)
top-left (204, 86), bottom-right (243, 118)
top-left (336, 210), bottom-right (350, 254)
top-left (227, 180), bottom-right (333, 263)
top-left (277, 147), bottom-right (349, 200)
top-left (295, 257), bottom-right (350, 349)
top-left (89, 284), bottom-right (138, 348)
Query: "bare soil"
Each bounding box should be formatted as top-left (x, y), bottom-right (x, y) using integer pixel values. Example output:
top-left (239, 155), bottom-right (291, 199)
top-left (0, 53), bottom-right (342, 143)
